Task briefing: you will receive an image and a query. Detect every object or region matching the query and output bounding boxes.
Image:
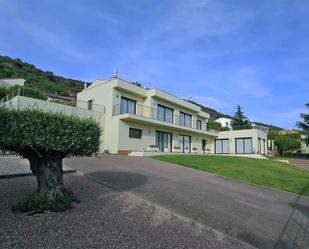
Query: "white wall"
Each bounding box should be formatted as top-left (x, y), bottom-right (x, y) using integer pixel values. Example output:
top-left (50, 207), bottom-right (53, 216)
top-left (217, 128), bottom-right (267, 154)
top-left (215, 117), bottom-right (232, 129)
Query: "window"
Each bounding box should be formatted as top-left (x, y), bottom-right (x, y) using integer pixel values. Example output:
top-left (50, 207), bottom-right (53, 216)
top-left (225, 122), bottom-right (229, 127)
top-left (157, 104), bottom-right (173, 123)
top-left (235, 138), bottom-right (252, 154)
top-left (120, 97), bottom-right (136, 114)
top-left (88, 100), bottom-right (93, 110)
top-left (129, 128), bottom-right (142, 139)
top-left (215, 139), bottom-right (229, 154)
top-left (180, 112), bottom-right (192, 128)
top-left (197, 120), bottom-right (202, 130)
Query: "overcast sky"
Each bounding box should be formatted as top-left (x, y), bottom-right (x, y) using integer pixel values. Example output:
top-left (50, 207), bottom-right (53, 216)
top-left (0, 0), bottom-right (308, 128)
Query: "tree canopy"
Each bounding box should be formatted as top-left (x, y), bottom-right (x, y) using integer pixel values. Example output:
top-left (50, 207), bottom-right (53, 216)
top-left (274, 135), bottom-right (301, 156)
top-left (297, 103), bottom-right (309, 145)
top-left (0, 107), bottom-right (101, 157)
top-left (231, 104), bottom-right (252, 130)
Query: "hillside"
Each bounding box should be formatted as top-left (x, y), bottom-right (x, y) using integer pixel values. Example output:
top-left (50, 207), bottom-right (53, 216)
top-left (0, 55), bottom-right (86, 96)
top-left (188, 100), bottom-right (283, 130)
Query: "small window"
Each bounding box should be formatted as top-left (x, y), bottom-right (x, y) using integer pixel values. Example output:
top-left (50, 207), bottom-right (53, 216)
top-left (88, 100), bottom-right (93, 110)
top-left (129, 128), bottom-right (142, 139)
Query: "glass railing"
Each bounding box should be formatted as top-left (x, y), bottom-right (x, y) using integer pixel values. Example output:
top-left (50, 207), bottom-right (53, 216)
top-left (113, 104), bottom-right (219, 134)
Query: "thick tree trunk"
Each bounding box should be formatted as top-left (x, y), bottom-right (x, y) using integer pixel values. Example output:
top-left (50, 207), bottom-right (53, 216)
top-left (29, 154), bottom-right (64, 201)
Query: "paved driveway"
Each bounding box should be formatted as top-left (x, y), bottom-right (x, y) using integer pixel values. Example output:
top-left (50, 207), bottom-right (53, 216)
top-left (65, 156), bottom-right (309, 249)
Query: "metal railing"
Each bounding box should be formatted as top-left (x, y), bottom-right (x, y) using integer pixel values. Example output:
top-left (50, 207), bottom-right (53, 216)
top-left (113, 103), bottom-right (219, 134)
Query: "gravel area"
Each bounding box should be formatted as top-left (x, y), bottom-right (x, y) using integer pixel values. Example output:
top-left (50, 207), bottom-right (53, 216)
top-left (0, 173), bottom-right (247, 249)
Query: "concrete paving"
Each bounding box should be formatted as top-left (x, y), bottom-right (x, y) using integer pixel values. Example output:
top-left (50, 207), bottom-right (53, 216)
top-left (0, 156), bottom-right (75, 177)
top-left (65, 155), bottom-right (309, 249)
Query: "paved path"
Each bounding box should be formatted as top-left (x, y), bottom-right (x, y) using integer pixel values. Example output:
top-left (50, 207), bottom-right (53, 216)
top-left (290, 159), bottom-right (309, 171)
top-left (0, 156), bottom-right (74, 177)
top-left (65, 155), bottom-right (309, 249)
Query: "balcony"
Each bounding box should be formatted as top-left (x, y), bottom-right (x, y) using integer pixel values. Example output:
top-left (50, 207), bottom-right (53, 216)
top-left (112, 104), bottom-right (219, 136)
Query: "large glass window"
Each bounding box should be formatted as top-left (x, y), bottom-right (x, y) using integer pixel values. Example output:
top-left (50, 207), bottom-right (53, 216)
top-left (235, 138), bottom-right (252, 154)
top-left (179, 135), bottom-right (191, 153)
top-left (120, 97), bottom-right (136, 114)
top-left (180, 112), bottom-right (192, 128)
top-left (215, 139), bottom-right (229, 154)
top-left (157, 104), bottom-right (173, 123)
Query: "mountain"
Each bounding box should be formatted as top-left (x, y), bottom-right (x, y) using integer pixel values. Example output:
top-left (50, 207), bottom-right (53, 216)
top-left (0, 55), bottom-right (86, 96)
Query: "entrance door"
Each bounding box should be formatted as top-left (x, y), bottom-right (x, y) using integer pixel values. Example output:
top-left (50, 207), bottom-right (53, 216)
top-left (202, 139), bottom-right (207, 154)
top-left (179, 135), bottom-right (191, 153)
top-left (156, 131), bottom-right (172, 152)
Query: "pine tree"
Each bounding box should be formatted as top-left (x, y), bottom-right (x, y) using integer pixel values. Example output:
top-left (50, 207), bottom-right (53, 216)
top-left (231, 104), bottom-right (252, 130)
top-left (297, 103), bottom-right (309, 145)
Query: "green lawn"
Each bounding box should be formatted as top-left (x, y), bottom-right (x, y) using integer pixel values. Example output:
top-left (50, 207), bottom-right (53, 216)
top-left (152, 155), bottom-right (309, 196)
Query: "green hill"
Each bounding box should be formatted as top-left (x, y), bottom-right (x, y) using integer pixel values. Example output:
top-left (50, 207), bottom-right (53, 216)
top-left (0, 55), bottom-right (86, 96)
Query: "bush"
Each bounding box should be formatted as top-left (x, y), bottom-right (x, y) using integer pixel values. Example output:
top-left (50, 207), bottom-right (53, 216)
top-left (274, 135), bottom-right (301, 156)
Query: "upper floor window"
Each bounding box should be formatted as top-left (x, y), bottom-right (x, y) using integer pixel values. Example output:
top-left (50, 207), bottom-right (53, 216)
top-left (180, 112), bottom-right (192, 128)
top-left (197, 119), bottom-right (202, 130)
top-left (157, 104), bottom-right (173, 123)
top-left (120, 97), bottom-right (136, 114)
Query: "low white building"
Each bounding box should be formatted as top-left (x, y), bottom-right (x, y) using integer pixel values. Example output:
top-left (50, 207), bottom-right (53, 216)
top-left (215, 117), bottom-right (232, 129)
top-left (0, 78), bottom-right (25, 88)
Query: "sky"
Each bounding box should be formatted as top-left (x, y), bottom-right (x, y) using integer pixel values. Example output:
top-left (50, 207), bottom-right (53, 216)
top-left (0, 0), bottom-right (308, 128)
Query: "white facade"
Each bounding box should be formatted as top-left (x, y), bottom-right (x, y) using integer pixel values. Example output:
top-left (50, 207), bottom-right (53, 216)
top-left (0, 78), bottom-right (25, 88)
top-left (77, 77), bottom-right (268, 155)
top-left (215, 117), bottom-right (232, 129)
top-left (2, 75), bottom-right (268, 157)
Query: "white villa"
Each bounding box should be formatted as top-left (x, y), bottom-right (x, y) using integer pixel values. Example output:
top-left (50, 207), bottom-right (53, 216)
top-left (2, 73), bottom-right (268, 157)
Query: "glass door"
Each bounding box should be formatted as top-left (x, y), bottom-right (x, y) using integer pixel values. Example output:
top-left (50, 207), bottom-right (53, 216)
top-left (179, 135), bottom-right (191, 153)
top-left (156, 131), bottom-right (172, 152)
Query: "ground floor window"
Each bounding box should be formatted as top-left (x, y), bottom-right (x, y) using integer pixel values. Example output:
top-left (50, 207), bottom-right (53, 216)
top-left (215, 139), bottom-right (229, 154)
top-left (156, 131), bottom-right (172, 152)
top-left (235, 138), bottom-right (252, 154)
top-left (179, 135), bottom-right (191, 153)
top-left (129, 128), bottom-right (142, 139)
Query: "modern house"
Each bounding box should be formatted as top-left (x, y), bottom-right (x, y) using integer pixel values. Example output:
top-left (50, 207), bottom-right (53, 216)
top-left (1, 73), bottom-right (268, 157)
top-left (77, 74), bottom-right (268, 156)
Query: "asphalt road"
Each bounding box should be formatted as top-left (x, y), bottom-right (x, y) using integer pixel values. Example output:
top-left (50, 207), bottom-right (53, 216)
top-left (65, 155), bottom-right (309, 249)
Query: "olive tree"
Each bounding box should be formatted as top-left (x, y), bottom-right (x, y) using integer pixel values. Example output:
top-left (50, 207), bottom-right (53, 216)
top-left (0, 107), bottom-right (101, 209)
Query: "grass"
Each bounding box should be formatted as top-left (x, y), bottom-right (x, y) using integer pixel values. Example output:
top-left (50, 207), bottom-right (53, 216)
top-left (152, 155), bottom-right (309, 196)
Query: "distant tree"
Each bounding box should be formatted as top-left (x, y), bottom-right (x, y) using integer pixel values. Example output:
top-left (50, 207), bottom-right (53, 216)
top-left (0, 87), bottom-right (7, 99)
top-left (231, 105), bottom-right (252, 130)
top-left (274, 135), bottom-right (301, 156)
top-left (297, 103), bottom-right (309, 145)
top-left (0, 107), bottom-right (101, 212)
